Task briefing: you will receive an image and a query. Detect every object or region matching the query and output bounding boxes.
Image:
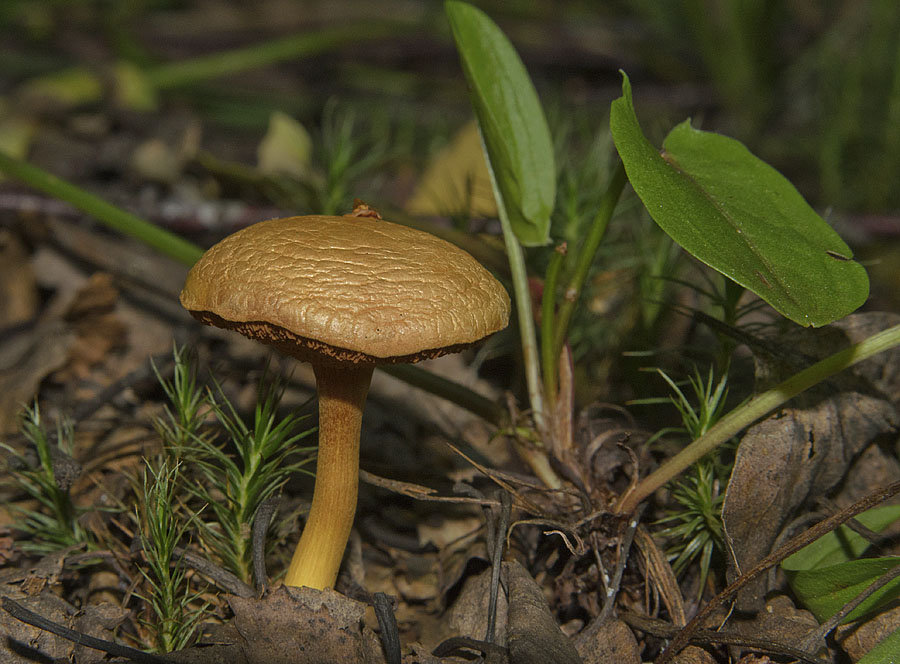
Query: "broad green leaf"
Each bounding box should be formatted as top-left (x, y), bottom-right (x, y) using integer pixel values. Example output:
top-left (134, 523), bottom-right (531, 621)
top-left (858, 626), bottom-right (900, 664)
top-left (445, 1), bottom-right (554, 246)
top-left (789, 556), bottom-right (900, 623)
top-left (782, 505), bottom-right (900, 572)
top-left (610, 73), bottom-right (869, 327)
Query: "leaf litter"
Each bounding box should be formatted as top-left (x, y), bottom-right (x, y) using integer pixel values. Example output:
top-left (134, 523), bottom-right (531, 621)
top-left (1, 7), bottom-right (900, 662)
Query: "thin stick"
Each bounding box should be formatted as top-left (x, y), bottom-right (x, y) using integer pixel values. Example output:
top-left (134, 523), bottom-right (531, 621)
top-left (359, 469), bottom-right (502, 507)
top-left (252, 496), bottom-right (279, 594)
top-left (657, 480), bottom-right (900, 663)
top-left (1, 596), bottom-right (170, 664)
top-left (599, 505), bottom-right (644, 623)
top-left (621, 611), bottom-right (819, 664)
top-left (485, 491), bottom-right (512, 644)
top-left (373, 592), bottom-right (401, 664)
top-left (133, 539), bottom-right (255, 598)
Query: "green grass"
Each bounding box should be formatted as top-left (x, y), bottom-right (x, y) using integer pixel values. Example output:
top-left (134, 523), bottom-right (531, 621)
top-left (154, 347), bottom-right (316, 586)
top-left (0, 404), bottom-right (96, 555)
top-left (134, 458), bottom-right (207, 653)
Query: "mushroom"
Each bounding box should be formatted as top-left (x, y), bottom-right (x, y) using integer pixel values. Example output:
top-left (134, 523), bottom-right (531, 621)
top-left (179, 205), bottom-right (510, 590)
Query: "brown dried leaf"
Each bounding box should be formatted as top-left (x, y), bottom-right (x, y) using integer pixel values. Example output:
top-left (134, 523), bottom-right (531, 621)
top-left (54, 272), bottom-right (127, 381)
top-left (444, 567), bottom-right (509, 646)
top-left (0, 321), bottom-right (74, 433)
top-left (227, 586), bottom-right (384, 664)
top-left (722, 313), bottom-right (900, 612)
top-left (71, 601), bottom-right (129, 664)
top-left (0, 591), bottom-right (74, 663)
top-left (573, 618), bottom-right (641, 664)
top-left (406, 121), bottom-right (497, 219)
top-left (727, 595), bottom-right (821, 656)
top-left (0, 590), bottom-right (124, 664)
top-left (635, 526), bottom-right (686, 626)
top-left (506, 560), bottom-right (583, 664)
top-left (836, 603), bottom-right (900, 662)
top-left (669, 645), bottom-right (717, 664)
top-left (0, 528), bottom-right (14, 565)
top-left (735, 656), bottom-right (777, 664)
top-left (0, 227), bottom-right (38, 327)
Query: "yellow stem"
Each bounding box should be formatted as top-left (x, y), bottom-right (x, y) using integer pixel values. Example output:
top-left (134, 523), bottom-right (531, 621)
top-left (284, 361), bottom-right (374, 589)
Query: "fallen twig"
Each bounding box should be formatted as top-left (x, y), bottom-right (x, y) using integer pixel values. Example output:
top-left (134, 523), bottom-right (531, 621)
top-left (657, 480), bottom-right (900, 663)
top-left (1, 596), bottom-right (170, 664)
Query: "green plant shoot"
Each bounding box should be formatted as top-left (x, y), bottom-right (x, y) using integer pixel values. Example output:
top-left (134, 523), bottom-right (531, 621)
top-left (445, 0), bottom-right (555, 247)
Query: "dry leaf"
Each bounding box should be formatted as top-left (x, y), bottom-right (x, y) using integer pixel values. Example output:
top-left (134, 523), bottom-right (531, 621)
top-left (669, 645), bottom-right (717, 664)
top-left (257, 111), bottom-right (313, 180)
top-left (635, 526), bottom-right (686, 627)
top-left (70, 601), bottom-right (129, 664)
top-left (573, 618), bottom-right (641, 664)
top-left (0, 590), bottom-right (123, 664)
top-left (0, 227), bottom-right (38, 326)
top-left (722, 313), bottom-right (900, 612)
top-left (836, 603), bottom-right (900, 662)
top-left (735, 655), bottom-right (776, 664)
top-left (0, 321), bottom-right (74, 433)
top-left (444, 567), bottom-right (509, 646)
top-left (52, 272), bottom-right (127, 382)
top-left (0, 591), bottom-right (75, 663)
top-left (228, 586), bottom-right (384, 664)
top-left (727, 595), bottom-right (821, 656)
top-left (506, 560), bottom-right (583, 664)
top-left (406, 121), bottom-right (497, 219)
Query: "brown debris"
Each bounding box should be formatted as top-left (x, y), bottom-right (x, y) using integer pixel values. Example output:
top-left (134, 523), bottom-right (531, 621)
top-left (227, 586), bottom-right (385, 664)
top-left (722, 312), bottom-right (900, 611)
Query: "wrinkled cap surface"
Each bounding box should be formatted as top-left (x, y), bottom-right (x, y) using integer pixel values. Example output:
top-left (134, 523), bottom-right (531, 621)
top-left (180, 214), bottom-right (511, 364)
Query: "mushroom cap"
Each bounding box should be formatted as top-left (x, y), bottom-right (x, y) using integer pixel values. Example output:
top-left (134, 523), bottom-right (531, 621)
top-left (180, 214), bottom-right (510, 364)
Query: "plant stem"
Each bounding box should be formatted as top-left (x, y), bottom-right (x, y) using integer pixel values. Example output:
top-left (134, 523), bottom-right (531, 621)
top-left (503, 217), bottom-right (548, 432)
top-left (145, 24), bottom-right (402, 90)
top-left (617, 322), bottom-right (900, 514)
top-left (552, 160), bottom-right (627, 362)
top-left (541, 243), bottom-right (567, 402)
top-left (477, 133), bottom-right (546, 429)
top-left (0, 151), bottom-right (203, 266)
top-left (476, 127), bottom-right (561, 489)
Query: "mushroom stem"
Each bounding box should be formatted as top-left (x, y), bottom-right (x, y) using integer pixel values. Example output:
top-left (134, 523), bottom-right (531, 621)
top-left (284, 361), bottom-right (374, 589)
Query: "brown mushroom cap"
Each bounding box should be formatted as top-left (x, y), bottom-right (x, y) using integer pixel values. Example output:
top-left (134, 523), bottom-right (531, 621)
top-left (180, 214), bottom-right (510, 364)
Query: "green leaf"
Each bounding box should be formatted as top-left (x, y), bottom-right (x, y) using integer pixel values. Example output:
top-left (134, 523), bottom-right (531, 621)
top-left (782, 505), bottom-right (900, 572)
top-left (858, 626), bottom-right (900, 664)
top-left (610, 73), bottom-right (869, 327)
top-left (445, 0), bottom-right (554, 246)
top-left (788, 556), bottom-right (900, 623)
